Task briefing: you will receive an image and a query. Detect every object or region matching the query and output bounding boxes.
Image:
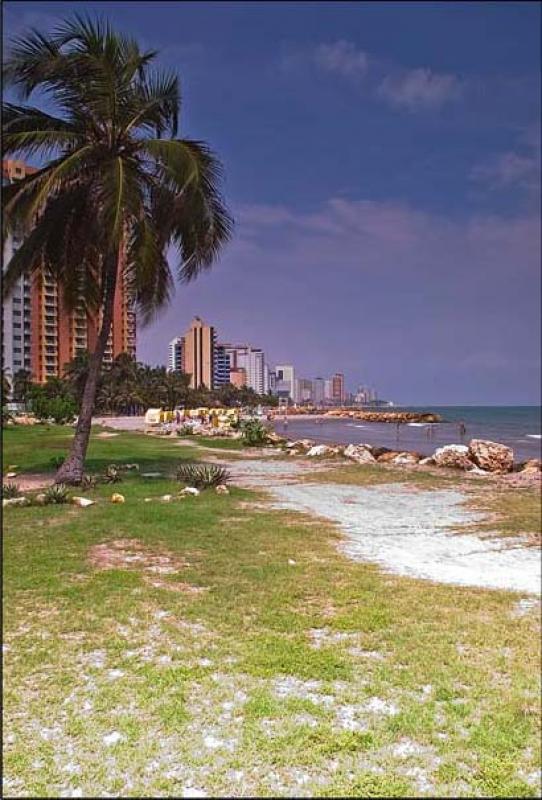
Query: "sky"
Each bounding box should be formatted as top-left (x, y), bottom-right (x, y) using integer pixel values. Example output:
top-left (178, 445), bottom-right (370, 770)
top-left (4, 0), bottom-right (541, 404)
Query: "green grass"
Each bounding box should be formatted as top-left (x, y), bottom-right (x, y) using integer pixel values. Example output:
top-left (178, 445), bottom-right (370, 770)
top-left (3, 425), bottom-right (541, 797)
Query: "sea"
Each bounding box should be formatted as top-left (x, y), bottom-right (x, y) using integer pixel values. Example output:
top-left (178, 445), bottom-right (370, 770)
top-left (273, 406), bottom-right (542, 463)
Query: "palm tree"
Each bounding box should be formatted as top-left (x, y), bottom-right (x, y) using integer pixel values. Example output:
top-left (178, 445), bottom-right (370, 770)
top-left (3, 15), bottom-right (232, 483)
top-left (62, 352), bottom-right (90, 406)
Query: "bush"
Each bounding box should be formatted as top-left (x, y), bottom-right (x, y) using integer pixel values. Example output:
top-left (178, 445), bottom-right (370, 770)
top-left (2, 483), bottom-right (21, 499)
top-left (176, 463), bottom-right (231, 489)
top-left (32, 395), bottom-right (77, 424)
top-left (81, 473), bottom-right (97, 490)
top-left (102, 465), bottom-right (122, 484)
top-left (50, 455), bottom-right (66, 469)
top-left (44, 484), bottom-right (70, 504)
top-left (177, 424), bottom-right (194, 436)
top-left (241, 419), bottom-right (269, 446)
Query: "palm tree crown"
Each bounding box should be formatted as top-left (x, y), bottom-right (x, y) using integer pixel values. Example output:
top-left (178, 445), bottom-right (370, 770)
top-left (3, 14), bottom-right (233, 321)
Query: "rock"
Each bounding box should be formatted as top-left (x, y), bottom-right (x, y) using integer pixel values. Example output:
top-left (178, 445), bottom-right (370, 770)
top-left (125, 463), bottom-right (139, 471)
top-left (433, 444), bottom-right (472, 470)
top-left (71, 496), bottom-right (95, 507)
top-left (34, 493), bottom-right (48, 505)
top-left (5, 472), bottom-right (17, 478)
top-left (141, 472), bottom-right (163, 478)
top-left (468, 439), bottom-right (513, 474)
top-left (110, 493), bottom-right (125, 504)
top-left (344, 444), bottom-right (376, 464)
top-left (288, 559), bottom-right (296, 565)
top-left (3, 496), bottom-right (30, 508)
top-left (160, 494), bottom-right (174, 502)
top-left (419, 456), bottom-right (435, 466)
top-left (377, 451), bottom-right (403, 464)
top-left (180, 487), bottom-right (200, 497)
top-left (520, 459), bottom-right (542, 474)
top-left (468, 466), bottom-right (489, 476)
top-left (215, 485), bottom-right (230, 495)
top-left (392, 452), bottom-right (421, 465)
top-left (306, 445), bottom-right (333, 457)
top-left (286, 439), bottom-right (314, 450)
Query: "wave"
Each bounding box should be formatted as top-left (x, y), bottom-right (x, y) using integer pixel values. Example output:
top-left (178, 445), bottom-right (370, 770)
top-left (526, 434), bottom-right (541, 440)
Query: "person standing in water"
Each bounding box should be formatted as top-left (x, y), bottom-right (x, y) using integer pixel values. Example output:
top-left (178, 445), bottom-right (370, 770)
top-left (459, 421), bottom-right (467, 439)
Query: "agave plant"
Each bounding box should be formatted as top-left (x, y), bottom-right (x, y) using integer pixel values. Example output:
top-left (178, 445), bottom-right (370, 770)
top-left (44, 484), bottom-right (70, 504)
top-left (81, 473), bottom-right (97, 490)
top-left (2, 482), bottom-right (21, 499)
top-left (102, 465), bottom-right (122, 484)
top-left (176, 463), bottom-right (231, 489)
top-left (241, 419), bottom-right (269, 447)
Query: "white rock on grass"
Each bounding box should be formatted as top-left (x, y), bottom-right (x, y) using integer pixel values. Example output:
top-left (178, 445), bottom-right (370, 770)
top-left (306, 444), bottom-right (333, 457)
top-left (71, 496), bottom-right (94, 507)
top-left (344, 444), bottom-right (376, 464)
top-left (103, 731), bottom-right (123, 746)
top-left (180, 487), bottom-right (200, 496)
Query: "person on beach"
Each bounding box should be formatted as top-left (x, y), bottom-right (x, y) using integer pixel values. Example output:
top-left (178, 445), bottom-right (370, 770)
top-left (283, 415), bottom-right (288, 431)
top-left (459, 421), bottom-right (466, 439)
top-left (396, 422), bottom-right (401, 440)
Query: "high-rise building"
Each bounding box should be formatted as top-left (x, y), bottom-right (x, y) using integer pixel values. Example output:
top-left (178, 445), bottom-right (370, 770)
top-left (2, 161), bottom-right (37, 387)
top-left (214, 343), bottom-right (231, 387)
top-left (313, 377), bottom-right (325, 406)
top-left (168, 336), bottom-right (184, 372)
top-left (324, 379), bottom-right (333, 402)
top-left (2, 159), bottom-right (136, 385)
top-left (331, 372), bottom-right (346, 404)
top-left (223, 345), bottom-right (265, 394)
top-left (275, 364), bottom-right (295, 402)
top-left (183, 316), bottom-right (215, 389)
top-left (297, 378), bottom-right (313, 404)
top-left (229, 367), bottom-right (246, 388)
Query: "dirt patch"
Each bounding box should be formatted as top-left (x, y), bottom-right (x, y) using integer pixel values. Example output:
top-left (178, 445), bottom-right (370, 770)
top-left (96, 431), bottom-right (119, 438)
top-left (13, 473), bottom-right (53, 491)
top-left (88, 539), bottom-right (207, 594)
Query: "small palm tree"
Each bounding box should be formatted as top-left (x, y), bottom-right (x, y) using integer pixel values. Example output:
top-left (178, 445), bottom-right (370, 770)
top-left (12, 368), bottom-right (33, 404)
top-left (3, 15), bottom-right (232, 483)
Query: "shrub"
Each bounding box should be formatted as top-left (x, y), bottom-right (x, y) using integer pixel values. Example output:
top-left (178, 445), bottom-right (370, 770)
top-left (177, 424), bottom-right (194, 436)
top-left (50, 455), bottom-right (66, 469)
top-left (102, 465), bottom-right (122, 484)
top-left (81, 473), bottom-right (97, 490)
top-left (176, 463), bottom-right (231, 489)
top-left (241, 419), bottom-right (269, 446)
top-left (2, 407), bottom-right (14, 428)
top-left (2, 483), bottom-right (21, 499)
top-left (32, 395), bottom-right (77, 424)
top-left (44, 484), bottom-right (70, 504)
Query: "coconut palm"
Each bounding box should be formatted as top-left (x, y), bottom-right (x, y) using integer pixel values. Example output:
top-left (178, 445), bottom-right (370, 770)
top-left (3, 15), bottom-right (232, 483)
top-left (12, 369), bottom-right (33, 404)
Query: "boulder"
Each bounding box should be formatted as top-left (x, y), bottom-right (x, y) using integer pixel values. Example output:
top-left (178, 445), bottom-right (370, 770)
top-left (392, 451), bottom-right (422, 465)
top-left (433, 444), bottom-right (472, 470)
top-left (71, 496), bottom-right (95, 507)
top-left (286, 439), bottom-right (314, 451)
top-left (520, 459), bottom-right (542, 474)
top-left (34, 493), bottom-right (48, 505)
top-left (215, 485), bottom-right (230, 495)
top-left (3, 496), bottom-right (30, 508)
top-left (307, 444), bottom-right (334, 457)
top-left (468, 439), bottom-right (514, 474)
top-left (419, 456), bottom-right (435, 466)
top-left (344, 444), bottom-right (376, 464)
top-left (110, 493), bottom-right (125, 504)
top-left (468, 466), bottom-right (489, 476)
top-left (377, 451), bottom-right (403, 464)
top-left (160, 494), bottom-right (174, 502)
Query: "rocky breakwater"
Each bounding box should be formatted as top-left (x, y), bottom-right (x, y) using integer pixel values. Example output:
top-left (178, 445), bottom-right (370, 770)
top-left (274, 434), bottom-right (541, 481)
top-left (324, 409), bottom-right (442, 423)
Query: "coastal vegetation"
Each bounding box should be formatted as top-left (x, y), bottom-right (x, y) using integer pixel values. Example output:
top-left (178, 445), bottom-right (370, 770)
top-left (3, 15), bottom-right (232, 483)
top-left (3, 424), bottom-right (540, 797)
top-left (3, 354), bottom-right (276, 421)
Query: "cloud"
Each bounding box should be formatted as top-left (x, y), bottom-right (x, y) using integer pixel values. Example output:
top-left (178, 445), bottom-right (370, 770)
top-left (471, 125), bottom-right (540, 194)
top-left (377, 68), bottom-right (460, 110)
top-left (313, 40), bottom-right (368, 80)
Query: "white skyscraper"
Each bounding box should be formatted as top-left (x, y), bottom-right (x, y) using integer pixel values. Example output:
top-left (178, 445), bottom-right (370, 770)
top-left (2, 212), bottom-right (32, 389)
top-left (168, 336), bottom-right (184, 372)
top-left (224, 345), bottom-right (265, 394)
top-left (275, 364), bottom-right (296, 401)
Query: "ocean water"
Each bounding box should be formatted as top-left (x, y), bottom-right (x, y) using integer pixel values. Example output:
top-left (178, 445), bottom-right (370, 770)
top-left (273, 406), bottom-right (541, 463)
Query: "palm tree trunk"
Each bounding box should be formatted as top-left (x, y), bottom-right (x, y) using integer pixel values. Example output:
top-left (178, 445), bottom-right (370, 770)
top-left (55, 253), bottom-right (119, 484)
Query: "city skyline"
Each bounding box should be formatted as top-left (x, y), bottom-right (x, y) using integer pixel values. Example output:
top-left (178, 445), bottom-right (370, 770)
top-left (4, 2), bottom-right (541, 405)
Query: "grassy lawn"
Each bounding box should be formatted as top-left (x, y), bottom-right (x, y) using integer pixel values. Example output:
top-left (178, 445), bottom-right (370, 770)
top-left (3, 426), bottom-right (541, 797)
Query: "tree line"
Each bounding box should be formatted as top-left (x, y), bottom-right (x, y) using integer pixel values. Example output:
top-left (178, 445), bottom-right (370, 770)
top-left (4, 352), bottom-right (278, 417)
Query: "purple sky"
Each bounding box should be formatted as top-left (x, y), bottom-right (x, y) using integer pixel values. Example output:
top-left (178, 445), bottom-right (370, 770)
top-left (5, 1), bottom-right (541, 404)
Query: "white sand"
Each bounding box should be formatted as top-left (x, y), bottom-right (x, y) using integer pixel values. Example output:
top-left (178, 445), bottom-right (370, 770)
top-left (269, 482), bottom-right (540, 595)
